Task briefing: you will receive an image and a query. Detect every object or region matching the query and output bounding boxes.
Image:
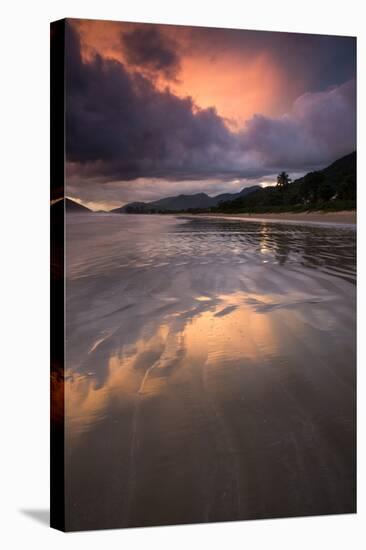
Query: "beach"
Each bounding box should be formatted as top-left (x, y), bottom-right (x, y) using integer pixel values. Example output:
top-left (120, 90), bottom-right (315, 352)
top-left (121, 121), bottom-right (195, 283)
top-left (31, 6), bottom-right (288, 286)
top-left (182, 210), bottom-right (356, 226)
top-left (65, 213), bottom-right (356, 530)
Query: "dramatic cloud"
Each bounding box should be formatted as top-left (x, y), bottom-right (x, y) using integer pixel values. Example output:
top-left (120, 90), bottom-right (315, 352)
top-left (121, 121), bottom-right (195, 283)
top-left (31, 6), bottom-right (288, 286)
top-left (65, 21), bottom-right (356, 206)
top-left (65, 23), bottom-right (245, 182)
top-left (72, 20), bottom-right (356, 129)
top-left (184, 27), bottom-right (356, 94)
top-left (240, 79), bottom-right (356, 170)
top-left (121, 26), bottom-right (181, 80)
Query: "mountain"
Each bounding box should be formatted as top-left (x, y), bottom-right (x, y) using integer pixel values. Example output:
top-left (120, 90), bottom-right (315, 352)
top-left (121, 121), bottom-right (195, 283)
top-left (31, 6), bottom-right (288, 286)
top-left (214, 151), bottom-right (356, 213)
top-left (52, 197), bottom-right (91, 214)
top-left (306, 151), bottom-right (355, 188)
top-left (111, 185), bottom-right (262, 213)
top-left (65, 198), bottom-right (92, 213)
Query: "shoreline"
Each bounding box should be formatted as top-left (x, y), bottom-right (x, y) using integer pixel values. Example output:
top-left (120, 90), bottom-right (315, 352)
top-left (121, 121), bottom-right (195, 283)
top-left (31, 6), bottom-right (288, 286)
top-left (179, 210), bottom-right (356, 227)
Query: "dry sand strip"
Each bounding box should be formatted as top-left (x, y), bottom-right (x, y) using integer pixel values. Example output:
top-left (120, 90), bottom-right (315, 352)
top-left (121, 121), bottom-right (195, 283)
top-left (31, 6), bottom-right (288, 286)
top-left (181, 210), bottom-right (356, 226)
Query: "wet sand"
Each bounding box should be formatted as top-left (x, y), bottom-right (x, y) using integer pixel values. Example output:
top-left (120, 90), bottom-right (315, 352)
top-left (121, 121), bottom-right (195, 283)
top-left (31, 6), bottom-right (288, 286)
top-left (185, 210), bottom-right (356, 226)
top-left (65, 214), bottom-right (356, 531)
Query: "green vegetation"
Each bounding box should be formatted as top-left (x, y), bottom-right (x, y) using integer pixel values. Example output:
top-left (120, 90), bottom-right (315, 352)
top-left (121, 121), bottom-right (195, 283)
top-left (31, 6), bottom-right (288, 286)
top-left (119, 152), bottom-right (356, 215)
top-left (213, 151), bottom-right (356, 214)
top-left (276, 171), bottom-right (292, 188)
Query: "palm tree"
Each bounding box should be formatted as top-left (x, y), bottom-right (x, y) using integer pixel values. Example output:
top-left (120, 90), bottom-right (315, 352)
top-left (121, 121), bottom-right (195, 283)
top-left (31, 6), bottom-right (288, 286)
top-left (276, 172), bottom-right (292, 188)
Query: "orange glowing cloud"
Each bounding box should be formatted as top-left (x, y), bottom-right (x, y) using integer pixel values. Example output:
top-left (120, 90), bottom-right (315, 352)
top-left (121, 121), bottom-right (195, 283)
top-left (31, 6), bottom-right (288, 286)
top-left (70, 19), bottom-right (296, 127)
top-left (176, 51), bottom-right (284, 127)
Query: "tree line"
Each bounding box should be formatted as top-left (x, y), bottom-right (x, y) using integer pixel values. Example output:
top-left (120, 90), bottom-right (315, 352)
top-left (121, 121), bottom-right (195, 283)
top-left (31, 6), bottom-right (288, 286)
top-left (213, 152), bottom-right (356, 214)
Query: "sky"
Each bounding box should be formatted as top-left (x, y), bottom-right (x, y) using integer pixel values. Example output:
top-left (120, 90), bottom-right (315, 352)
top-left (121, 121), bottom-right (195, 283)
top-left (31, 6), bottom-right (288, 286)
top-left (64, 18), bottom-right (356, 211)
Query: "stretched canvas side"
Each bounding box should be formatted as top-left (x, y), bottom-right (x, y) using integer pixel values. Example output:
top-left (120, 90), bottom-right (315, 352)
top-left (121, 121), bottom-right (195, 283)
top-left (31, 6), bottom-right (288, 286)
top-left (50, 18), bottom-right (66, 532)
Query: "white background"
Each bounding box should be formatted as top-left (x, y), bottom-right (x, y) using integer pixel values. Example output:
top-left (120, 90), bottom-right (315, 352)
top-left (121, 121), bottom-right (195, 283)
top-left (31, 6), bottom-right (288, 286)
top-left (0, 0), bottom-right (365, 547)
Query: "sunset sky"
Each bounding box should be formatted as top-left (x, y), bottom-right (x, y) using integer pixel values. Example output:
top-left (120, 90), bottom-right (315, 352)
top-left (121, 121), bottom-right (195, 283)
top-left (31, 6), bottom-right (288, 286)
top-left (64, 19), bottom-right (356, 211)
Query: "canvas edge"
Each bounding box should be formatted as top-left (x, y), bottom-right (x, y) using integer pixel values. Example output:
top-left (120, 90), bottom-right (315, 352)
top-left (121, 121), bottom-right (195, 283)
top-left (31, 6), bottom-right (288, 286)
top-left (50, 18), bottom-right (66, 532)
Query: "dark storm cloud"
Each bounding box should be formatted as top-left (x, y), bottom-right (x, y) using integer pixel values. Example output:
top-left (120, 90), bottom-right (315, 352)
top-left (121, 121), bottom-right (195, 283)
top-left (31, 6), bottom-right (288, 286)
top-left (65, 23), bottom-right (356, 188)
top-left (121, 26), bottom-right (181, 80)
top-left (66, 22), bottom-right (240, 181)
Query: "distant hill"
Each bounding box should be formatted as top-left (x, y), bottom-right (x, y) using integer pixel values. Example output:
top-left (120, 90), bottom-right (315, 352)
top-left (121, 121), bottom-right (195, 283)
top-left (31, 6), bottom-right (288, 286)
top-left (51, 198), bottom-right (92, 215)
top-left (65, 198), bottom-right (92, 213)
top-left (111, 185), bottom-right (262, 213)
top-left (293, 151), bottom-right (356, 191)
top-left (214, 152), bottom-right (356, 214)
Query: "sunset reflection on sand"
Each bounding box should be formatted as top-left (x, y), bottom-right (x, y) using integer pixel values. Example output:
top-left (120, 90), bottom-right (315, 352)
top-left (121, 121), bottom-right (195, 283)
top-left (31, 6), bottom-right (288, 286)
top-left (64, 214), bottom-right (356, 530)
